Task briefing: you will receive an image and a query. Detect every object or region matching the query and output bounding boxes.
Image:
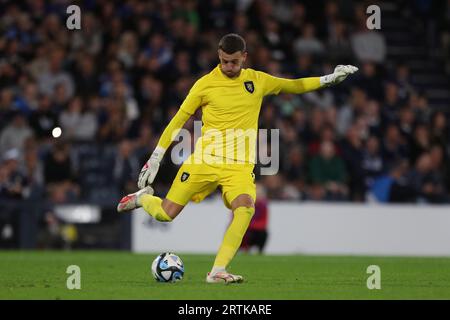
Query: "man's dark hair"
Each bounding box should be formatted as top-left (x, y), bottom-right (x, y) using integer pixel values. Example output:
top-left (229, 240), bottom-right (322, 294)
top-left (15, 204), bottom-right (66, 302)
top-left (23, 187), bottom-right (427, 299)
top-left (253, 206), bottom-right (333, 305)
top-left (218, 33), bottom-right (246, 54)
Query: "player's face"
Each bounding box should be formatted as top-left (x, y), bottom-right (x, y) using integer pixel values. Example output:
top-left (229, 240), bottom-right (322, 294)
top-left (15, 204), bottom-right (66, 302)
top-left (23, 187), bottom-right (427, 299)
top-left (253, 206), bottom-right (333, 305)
top-left (218, 49), bottom-right (247, 79)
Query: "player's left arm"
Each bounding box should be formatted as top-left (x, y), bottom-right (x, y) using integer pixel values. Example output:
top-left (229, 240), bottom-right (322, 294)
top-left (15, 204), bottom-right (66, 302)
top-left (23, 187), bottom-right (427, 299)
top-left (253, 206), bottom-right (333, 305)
top-left (137, 78), bottom-right (204, 189)
top-left (261, 65), bottom-right (358, 95)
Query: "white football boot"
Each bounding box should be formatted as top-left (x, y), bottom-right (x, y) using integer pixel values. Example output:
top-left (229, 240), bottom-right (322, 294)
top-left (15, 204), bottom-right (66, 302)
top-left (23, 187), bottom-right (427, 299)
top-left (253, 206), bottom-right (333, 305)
top-left (206, 271), bottom-right (244, 284)
top-left (117, 186), bottom-right (154, 212)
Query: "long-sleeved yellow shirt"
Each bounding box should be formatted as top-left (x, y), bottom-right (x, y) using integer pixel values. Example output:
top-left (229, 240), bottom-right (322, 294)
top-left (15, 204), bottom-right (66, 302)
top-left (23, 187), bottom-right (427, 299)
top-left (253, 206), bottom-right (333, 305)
top-left (157, 65), bottom-right (321, 164)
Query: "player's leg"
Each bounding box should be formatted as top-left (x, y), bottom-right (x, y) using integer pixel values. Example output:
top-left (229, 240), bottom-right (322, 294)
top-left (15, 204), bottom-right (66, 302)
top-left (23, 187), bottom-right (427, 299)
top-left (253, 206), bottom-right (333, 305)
top-left (140, 157), bottom-right (218, 221)
top-left (213, 194), bottom-right (255, 268)
top-left (207, 194), bottom-right (255, 284)
top-left (207, 165), bottom-right (256, 283)
top-left (117, 186), bottom-right (155, 213)
top-left (139, 195), bottom-right (184, 221)
top-left (117, 186), bottom-right (183, 221)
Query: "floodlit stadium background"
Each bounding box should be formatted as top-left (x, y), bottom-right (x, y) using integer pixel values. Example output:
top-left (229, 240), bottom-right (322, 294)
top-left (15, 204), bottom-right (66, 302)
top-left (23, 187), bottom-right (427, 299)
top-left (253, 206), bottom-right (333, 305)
top-left (1, 0), bottom-right (450, 255)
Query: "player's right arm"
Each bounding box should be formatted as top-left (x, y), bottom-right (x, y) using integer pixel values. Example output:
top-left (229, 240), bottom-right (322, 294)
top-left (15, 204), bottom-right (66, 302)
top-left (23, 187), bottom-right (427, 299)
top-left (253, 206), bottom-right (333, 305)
top-left (137, 79), bottom-right (204, 189)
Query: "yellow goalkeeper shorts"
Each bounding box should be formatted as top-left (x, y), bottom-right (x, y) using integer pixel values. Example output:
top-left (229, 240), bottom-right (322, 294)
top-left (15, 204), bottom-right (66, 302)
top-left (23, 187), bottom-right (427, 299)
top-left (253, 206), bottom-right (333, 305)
top-left (166, 154), bottom-right (256, 209)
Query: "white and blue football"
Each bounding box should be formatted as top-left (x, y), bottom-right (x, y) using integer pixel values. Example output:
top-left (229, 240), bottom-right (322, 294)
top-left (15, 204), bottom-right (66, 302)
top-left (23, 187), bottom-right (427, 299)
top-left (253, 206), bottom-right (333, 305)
top-left (151, 252), bottom-right (184, 282)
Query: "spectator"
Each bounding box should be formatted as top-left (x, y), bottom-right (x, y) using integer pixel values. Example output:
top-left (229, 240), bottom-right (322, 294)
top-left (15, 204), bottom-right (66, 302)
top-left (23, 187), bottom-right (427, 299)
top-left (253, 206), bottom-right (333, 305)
top-left (364, 99), bottom-right (382, 138)
top-left (70, 12), bottom-right (103, 55)
top-left (395, 64), bottom-right (415, 100)
top-left (302, 86), bottom-right (335, 111)
top-left (430, 111), bottom-right (449, 148)
top-left (362, 135), bottom-right (385, 192)
top-left (410, 92), bottom-right (431, 124)
top-left (327, 20), bottom-right (353, 62)
top-left (51, 83), bottom-right (70, 113)
top-left (37, 48), bottom-right (75, 99)
top-left (284, 145), bottom-right (307, 194)
top-left (308, 140), bottom-right (348, 201)
top-left (381, 82), bottom-right (402, 124)
top-left (29, 94), bottom-right (58, 140)
top-left (305, 108), bottom-right (325, 143)
top-left (291, 108), bottom-right (308, 142)
top-left (134, 125), bottom-right (154, 164)
top-left (97, 98), bottom-right (129, 143)
top-left (0, 112), bottom-right (33, 156)
top-left (43, 142), bottom-right (79, 203)
top-left (262, 174), bottom-right (300, 200)
top-left (261, 17), bottom-right (286, 61)
top-left (293, 23), bottom-right (325, 56)
top-left (259, 103), bottom-right (278, 131)
top-left (350, 11), bottom-right (386, 63)
top-left (14, 82), bottom-right (39, 115)
top-left (336, 87), bottom-right (367, 136)
top-left (141, 33), bottom-right (173, 74)
top-left (59, 96), bottom-right (98, 142)
top-left (0, 148), bottom-right (29, 199)
top-left (111, 79), bottom-right (140, 123)
top-left (117, 31), bottom-right (139, 69)
top-left (410, 124), bottom-right (431, 164)
top-left (0, 89), bottom-right (15, 129)
top-left (356, 62), bottom-right (384, 100)
top-left (429, 144), bottom-right (450, 191)
top-left (322, 0), bottom-right (340, 39)
top-left (307, 124), bottom-right (340, 157)
top-left (272, 93), bottom-right (303, 118)
top-left (21, 138), bottom-right (44, 198)
top-left (113, 140), bottom-right (140, 195)
top-left (73, 54), bottom-right (100, 98)
top-left (398, 107), bottom-right (416, 144)
top-left (407, 152), bottom-right (449, 203)
top-left (293, 54), bottom-right (315, 78)
top-left (138, 76), bottom-right (164, 124)
top-left (369, 160), bottom-right (413, 203)
top-left (341, 124), bottom-right (365, 201)
top-left (381, 124), bottom-right (409, 169)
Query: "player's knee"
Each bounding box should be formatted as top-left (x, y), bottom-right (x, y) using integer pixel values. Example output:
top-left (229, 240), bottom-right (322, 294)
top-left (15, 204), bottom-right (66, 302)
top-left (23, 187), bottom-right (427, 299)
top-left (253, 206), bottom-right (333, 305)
top-left (162, 198), bottom-right (184, 220)
top-left (230, 194), bottom-right (254, 210)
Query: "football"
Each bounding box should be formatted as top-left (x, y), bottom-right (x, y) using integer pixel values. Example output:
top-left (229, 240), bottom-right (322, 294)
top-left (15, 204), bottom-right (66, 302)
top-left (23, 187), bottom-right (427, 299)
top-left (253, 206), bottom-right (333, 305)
top-left (151, 252), bottom-right (184, 282)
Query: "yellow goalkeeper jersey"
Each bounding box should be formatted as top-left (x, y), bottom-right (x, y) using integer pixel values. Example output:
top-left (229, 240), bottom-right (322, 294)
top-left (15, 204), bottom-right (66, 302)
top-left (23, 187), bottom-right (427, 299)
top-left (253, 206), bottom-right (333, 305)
top-left (172, 65), bottom-right (321, 164)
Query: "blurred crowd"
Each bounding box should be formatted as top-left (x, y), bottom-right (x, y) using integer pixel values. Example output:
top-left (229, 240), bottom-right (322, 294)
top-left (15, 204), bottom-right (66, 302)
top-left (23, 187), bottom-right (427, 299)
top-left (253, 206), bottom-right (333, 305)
top-left (1, 0), bottom-right (450, 205)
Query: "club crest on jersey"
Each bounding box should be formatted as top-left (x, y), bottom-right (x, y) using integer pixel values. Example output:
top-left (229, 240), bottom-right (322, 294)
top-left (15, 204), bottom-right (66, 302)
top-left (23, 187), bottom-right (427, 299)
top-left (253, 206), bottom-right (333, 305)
top-left (181, 172), bottom-right (190, 182)
top-left (244, 81), bottom-right (254, 93)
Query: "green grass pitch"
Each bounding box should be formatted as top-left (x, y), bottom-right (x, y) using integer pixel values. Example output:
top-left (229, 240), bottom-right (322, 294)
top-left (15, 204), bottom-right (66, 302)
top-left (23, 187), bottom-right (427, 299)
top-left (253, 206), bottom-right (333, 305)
top-left (1, 250), bottom-right (450, 299)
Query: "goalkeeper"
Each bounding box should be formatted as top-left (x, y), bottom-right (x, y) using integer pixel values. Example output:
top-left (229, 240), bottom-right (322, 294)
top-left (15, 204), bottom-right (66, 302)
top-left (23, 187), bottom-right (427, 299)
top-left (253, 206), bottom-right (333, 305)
top-left (117, 34), bottom-right (358, 283)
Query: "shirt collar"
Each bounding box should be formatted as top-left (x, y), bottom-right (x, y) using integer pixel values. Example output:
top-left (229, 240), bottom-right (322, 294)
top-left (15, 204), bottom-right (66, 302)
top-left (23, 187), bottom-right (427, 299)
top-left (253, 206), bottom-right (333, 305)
top-left (216, 64), bottom-right (245, 80)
